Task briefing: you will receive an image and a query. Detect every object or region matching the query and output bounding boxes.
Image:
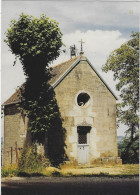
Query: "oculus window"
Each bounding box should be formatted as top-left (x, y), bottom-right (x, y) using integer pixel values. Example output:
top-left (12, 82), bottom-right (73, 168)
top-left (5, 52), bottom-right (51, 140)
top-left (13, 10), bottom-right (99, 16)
top-left (77, 92), bottom-right (90, 107)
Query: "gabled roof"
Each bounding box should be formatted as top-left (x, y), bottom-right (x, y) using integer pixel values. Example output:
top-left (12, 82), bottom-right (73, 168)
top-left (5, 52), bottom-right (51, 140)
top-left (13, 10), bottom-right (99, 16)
top-left (3, 55), bottom-right (117, 106)
top-left (49, 56), bottom-right (80, 87)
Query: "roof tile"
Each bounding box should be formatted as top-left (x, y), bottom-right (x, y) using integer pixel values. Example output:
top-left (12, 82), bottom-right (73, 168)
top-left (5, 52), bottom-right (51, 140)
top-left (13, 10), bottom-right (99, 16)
top-left (3, 56), bottom-right (79, 106)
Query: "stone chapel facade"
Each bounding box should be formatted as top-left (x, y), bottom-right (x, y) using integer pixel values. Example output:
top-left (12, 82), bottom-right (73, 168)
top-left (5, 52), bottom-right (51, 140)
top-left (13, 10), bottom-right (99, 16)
top-left (2, 54), bottom-right (122, 166)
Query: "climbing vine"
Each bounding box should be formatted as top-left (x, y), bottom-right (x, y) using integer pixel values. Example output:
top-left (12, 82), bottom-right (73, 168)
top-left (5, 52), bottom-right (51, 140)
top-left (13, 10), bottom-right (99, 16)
top-left (5, 13), bottom-right (66, 166)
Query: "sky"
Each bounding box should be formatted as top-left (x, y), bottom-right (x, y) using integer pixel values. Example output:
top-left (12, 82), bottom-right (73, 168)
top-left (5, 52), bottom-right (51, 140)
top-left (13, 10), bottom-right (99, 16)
top-left (1, 0), bottom-right (139, 136)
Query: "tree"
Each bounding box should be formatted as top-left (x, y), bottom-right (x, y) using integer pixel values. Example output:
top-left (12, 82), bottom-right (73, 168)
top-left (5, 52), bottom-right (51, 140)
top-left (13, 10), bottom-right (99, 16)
top-left (5, 13), bottom-right (66, 166)
top-left (102, 32), bottom-right (139, 163)
top-left (5, 13), bottom-right (63, 77)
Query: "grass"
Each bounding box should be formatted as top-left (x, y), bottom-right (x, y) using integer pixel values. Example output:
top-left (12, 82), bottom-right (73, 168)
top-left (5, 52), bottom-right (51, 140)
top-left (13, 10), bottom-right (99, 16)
top-left (1, 164), bottom-right (139, 178)
top-left (60, 164), bottom-right (139, 177)
top-left (1, 164), bottom-right (19, 177)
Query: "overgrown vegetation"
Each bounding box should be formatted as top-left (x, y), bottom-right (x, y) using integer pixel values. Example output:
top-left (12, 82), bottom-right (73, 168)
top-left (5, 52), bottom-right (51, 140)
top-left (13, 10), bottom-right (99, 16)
top-left (1, 165), bottom-right (19, 177)
top-left (18, 145), bottom-right (50, 172)
top-left (2, 164), bottom-right (139, 178)
top-left (118, 138), bottom-right (139, 164)
top-left (102, 32), bottom-right (139, 164)
top-left (5, 13), bottom-right (67, 167)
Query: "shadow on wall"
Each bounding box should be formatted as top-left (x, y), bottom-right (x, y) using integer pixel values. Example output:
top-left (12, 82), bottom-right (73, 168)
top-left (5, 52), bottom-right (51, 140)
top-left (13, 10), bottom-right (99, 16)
top-left (20, 78), bottom-right (68, 167)
top-left (46, 116), bottom-right (67, 167)
top-left (45, 92), bottom-right (68, 167)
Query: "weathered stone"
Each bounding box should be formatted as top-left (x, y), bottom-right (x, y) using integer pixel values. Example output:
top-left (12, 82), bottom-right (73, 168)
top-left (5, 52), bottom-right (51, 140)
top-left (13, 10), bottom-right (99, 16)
top-left (3, 56), bottom-right (121, 165)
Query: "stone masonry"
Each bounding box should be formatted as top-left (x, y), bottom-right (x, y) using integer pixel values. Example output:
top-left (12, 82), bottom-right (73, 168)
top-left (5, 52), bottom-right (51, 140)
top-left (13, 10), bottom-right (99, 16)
top-left (3, 55), bottom-right (122, 165)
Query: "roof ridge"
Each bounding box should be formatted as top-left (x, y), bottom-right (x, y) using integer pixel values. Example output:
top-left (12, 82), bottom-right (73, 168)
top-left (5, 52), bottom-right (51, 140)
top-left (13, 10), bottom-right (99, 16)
top-left (52, 56), bottom-right (80, 69)
top-left (2, 55), bottom-right (118, 106)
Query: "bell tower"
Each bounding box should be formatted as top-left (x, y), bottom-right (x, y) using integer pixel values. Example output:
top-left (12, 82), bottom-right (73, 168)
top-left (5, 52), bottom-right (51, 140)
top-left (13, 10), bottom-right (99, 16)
top-left (70, 45), bottom-right (76, 59)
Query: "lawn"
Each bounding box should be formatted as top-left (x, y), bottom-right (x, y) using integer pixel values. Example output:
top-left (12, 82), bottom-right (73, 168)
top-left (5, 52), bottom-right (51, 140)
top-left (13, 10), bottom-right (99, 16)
top-left (2, 164), bottom-right (139, 177)
top-left (58, 164), bottom-right (139, 176)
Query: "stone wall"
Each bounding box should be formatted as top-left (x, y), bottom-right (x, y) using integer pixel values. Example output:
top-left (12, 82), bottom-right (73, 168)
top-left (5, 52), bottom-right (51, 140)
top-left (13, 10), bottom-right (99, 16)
top-left (54, 57), bottom-right (119, 164)
top-left (3, 104), bottom-right (28, 166)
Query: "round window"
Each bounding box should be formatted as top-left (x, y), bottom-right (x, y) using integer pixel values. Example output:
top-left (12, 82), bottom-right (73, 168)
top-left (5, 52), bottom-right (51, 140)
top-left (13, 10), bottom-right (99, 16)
top-left (77, 92), bottom-right (90, 107)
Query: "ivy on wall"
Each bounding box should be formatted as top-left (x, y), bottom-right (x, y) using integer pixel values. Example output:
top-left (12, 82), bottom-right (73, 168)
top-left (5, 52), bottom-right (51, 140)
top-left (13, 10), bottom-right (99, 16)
top-left (5, 13), bottom-right (67, 166)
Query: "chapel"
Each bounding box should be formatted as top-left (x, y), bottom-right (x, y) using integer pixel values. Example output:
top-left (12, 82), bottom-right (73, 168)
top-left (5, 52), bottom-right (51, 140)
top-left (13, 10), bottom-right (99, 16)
top-left (2, 50), bottom-right (122, 165)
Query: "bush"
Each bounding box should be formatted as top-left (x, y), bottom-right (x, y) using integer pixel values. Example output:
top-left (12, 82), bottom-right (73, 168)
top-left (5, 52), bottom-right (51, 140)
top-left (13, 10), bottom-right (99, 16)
top-left (18, 145), bottom-right (50, 172)
top-left (1, 146), bottom-right (51, 177)
top-left (118, 139), bottom-right (139, 164)
top-left (1, 165), bottom-right (19, 177)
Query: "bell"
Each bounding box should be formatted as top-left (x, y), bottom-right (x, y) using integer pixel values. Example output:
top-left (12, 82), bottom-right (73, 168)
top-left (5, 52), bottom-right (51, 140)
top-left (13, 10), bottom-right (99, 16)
top-left (71, 48), bottom-right (75, 55)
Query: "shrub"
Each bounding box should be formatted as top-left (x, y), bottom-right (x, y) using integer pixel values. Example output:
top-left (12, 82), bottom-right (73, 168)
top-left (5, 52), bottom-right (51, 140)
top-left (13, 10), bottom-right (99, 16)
top-left (18, 145), bottom-right (50, 172)
top-left (1, 165), bottom-right (19, 177)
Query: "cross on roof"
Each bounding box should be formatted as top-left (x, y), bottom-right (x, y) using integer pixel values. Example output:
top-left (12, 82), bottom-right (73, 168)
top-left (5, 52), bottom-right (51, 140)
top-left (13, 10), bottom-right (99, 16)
top-left (79, 39), bottom-right (85, 54)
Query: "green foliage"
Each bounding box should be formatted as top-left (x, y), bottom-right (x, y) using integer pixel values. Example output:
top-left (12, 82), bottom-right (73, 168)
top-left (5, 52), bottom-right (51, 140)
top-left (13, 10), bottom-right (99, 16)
top-left (18, 145), bottom-right (50, 172)
top-left (18, 79), bottom-right (67, 166)
top-left (5, 13), bottom-right (63, 77)
top-left (5, 13), bottom-right (66, 166)
top-left (102, 32), bottom-right (139, 163)
top-left (118, 136), bottom-right (139, 164)
top-left (1, 165), bottom-right (19, 177)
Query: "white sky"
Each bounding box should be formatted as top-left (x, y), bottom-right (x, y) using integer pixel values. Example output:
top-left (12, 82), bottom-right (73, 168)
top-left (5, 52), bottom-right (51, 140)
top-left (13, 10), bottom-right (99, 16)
top-left (1, 1), bottom-right (139, 136)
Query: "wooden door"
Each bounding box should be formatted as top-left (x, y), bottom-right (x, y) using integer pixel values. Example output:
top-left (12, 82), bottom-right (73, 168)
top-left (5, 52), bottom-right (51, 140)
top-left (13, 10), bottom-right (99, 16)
top-left (77, 126), bottom-right (90, 165)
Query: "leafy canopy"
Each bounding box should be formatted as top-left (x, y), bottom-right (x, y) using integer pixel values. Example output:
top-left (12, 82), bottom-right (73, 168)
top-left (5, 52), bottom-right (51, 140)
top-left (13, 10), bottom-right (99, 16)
top-left (5, 13), bottom-right (63, 76)
top-left (102, 32), bottom-right (139, 163)
top-left (102, 32), bottom-right (139, 129)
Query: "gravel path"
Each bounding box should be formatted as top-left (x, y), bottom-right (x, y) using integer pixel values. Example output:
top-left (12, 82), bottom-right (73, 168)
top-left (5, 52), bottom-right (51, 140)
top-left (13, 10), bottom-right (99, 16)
top-left (2, 176), bottom-right (139, 195)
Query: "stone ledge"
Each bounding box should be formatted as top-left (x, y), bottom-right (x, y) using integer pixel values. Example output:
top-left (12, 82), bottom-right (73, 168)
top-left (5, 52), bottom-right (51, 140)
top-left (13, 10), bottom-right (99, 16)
top-left (61, 157), bottom-right (122, 167)
top-left (91, 157), bottom-right (122, 165)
